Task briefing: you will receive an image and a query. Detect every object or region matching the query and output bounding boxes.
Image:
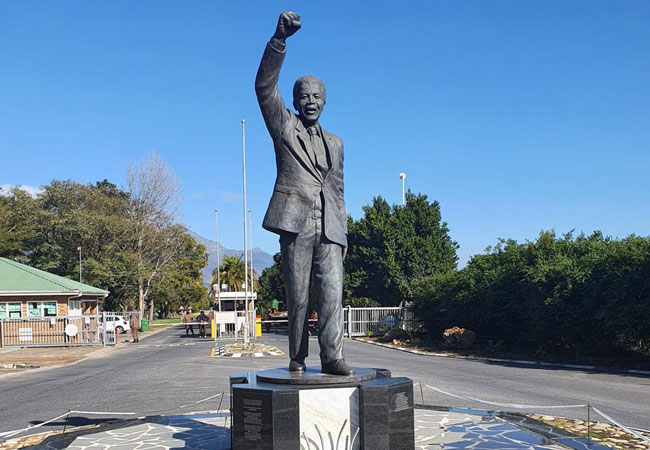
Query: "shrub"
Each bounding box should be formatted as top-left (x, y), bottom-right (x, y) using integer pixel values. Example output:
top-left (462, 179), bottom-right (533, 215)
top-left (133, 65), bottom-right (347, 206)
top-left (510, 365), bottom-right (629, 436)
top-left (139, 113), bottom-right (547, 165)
top-left (410, 231), bottom-right (650, 357)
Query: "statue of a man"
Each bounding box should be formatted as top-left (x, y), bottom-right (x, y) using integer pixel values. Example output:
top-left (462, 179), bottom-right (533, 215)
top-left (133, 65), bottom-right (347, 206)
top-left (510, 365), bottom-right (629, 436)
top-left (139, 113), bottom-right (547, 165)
top-left (256, 11), bottom-right (352, 376)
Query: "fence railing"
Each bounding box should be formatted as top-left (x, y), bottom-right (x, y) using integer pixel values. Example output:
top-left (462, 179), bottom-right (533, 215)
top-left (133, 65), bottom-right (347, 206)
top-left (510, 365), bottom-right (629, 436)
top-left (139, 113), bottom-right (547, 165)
top-left (100, 311), bottom-right (143, 346)
top-left (212, 310), bottom-right (256, 341)
top-left (344, 306), bottom-right (417, 337)
top-left (0, 315), bottom-right (101, 347)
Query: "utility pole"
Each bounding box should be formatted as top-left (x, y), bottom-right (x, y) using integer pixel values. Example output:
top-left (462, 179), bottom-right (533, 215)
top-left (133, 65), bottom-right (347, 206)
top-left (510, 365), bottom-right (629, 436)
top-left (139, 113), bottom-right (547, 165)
top-left (399, 172), bottom-right (406, 206)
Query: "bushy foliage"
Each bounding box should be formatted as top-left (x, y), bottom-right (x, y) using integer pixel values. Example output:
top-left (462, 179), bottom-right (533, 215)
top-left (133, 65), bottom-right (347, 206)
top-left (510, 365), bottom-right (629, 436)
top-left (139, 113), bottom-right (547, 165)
top-left (0, 180), bottom-right (208, 315)
top-left (257, 252), bottom-right (285, 313)
top-left (343, 297), bottom-right (380, 307)
top-left (344, 192), bottom-right (458, 305)
top-left (411, 231), bottom-right (650, 356)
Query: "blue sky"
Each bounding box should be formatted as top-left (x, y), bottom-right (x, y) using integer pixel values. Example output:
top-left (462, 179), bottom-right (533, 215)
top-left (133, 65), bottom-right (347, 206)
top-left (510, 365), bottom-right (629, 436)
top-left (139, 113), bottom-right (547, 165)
top-left (1, 1), bottom-right (649, 265)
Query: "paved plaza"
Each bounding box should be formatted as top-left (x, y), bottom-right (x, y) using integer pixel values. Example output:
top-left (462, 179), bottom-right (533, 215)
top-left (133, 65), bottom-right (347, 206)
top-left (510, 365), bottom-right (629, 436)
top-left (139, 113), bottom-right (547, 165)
top-left (4, 328), bottom-right (646, 449)
top-left (24, 407), bottom-right (608, 450)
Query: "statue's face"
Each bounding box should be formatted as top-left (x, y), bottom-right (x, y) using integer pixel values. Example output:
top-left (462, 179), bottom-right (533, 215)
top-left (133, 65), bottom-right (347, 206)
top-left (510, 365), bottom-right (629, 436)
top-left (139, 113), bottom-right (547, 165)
top-left (293, 80), bottom-right (326, 126)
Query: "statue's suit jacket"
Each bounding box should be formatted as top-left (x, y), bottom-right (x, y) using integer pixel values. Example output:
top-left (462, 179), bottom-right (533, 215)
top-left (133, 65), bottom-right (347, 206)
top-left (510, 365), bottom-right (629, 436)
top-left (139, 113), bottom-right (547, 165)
top-left (256, 40), bottom-right (347, 248)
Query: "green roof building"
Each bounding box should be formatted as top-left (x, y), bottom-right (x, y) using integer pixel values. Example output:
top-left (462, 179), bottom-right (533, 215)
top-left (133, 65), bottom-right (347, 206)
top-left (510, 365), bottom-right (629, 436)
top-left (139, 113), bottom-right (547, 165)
top-left (0, 258), bottom-right (108, 346)
top-left (0, 257), bottom-right (109, 296)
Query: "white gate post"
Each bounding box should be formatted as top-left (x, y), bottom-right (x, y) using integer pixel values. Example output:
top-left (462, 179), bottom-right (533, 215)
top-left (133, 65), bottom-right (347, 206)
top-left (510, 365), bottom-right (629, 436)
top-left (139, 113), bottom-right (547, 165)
top-left (346, 305), bottom-right (352, 338)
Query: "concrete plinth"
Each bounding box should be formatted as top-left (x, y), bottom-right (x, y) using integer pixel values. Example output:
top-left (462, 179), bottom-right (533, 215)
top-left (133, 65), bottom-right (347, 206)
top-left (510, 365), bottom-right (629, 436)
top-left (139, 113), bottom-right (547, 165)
top-left (230, 368), bottom-right (414, 450)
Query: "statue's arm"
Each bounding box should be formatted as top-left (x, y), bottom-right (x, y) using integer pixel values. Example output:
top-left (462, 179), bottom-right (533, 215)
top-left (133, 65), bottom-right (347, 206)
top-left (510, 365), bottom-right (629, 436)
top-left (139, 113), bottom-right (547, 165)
top-left (255, 39), bottom-right (290, 140)
top-left (255, 12), bottom-right (301, 140)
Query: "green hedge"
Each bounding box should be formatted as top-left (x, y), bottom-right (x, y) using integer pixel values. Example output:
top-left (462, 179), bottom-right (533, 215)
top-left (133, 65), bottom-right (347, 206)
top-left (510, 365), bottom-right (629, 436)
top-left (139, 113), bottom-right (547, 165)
top-left (410, 231), bottom-right (650, 357)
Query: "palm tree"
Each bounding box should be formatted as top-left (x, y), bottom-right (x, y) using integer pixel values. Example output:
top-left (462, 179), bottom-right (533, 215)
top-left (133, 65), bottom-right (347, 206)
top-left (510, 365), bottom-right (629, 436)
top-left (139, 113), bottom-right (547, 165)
top-left (209, 255), bottom-right (258, 295)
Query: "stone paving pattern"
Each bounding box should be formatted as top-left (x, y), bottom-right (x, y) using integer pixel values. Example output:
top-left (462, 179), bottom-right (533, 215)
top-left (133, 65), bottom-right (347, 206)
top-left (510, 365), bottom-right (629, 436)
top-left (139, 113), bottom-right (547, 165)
top-left (215, 342), bottom-right (284, 358)
top-left (57, 414), bottom-right (230, 450)
top-left (415, 409), bottom-right (566, 450)
top-left (27, 408), bottom-right (613, 450)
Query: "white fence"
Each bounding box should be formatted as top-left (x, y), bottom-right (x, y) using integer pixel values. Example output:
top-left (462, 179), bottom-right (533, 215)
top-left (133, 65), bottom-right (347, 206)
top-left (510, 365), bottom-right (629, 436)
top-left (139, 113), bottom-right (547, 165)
top-left (213, 310), bottom-right (256, 341)
top-left (0, 315), bottom-right (101, 347)
top-left (344, 306), bottom-right (416, 337)
top-left (0, 311), bottom-right (143, 347)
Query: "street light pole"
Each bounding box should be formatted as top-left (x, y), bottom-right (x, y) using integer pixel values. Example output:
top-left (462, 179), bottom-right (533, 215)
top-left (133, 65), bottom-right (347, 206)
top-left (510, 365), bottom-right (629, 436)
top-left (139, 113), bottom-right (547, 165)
top-left (399, 172), bottom-right (406, 206)
top-left (215, 209), bottom-right (221, 312)
top-left (77, 246), bottom-right (82, 283)
top-left (241, 119), bottom-right (249, 346)
top-left (248, 209), bottom-right (255, 337)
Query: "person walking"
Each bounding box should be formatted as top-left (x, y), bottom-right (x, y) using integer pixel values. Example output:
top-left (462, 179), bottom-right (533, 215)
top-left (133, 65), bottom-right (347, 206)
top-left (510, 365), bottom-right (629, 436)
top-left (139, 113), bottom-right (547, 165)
top-left (183, 312), bottom-right (194, 336)
top-left (129, 314), bottom-right (139, 343)
top-left (196, 310), bottom-right (209, 338)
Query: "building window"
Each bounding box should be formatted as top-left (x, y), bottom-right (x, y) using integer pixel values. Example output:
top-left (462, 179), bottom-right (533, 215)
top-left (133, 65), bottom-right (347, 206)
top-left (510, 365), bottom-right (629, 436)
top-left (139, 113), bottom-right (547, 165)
top-left (0, 303), bottom-right (22, 319)
top-left (28, 301), bottom-right (58, 317)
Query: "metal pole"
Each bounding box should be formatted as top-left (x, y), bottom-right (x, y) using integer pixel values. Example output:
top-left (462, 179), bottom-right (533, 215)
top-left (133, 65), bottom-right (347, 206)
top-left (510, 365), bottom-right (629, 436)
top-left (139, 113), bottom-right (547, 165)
top-left (241, 119), bottom-right (249, 346)
top-left (399, 173), bottom-right (406, 206)
top-left (249, 210), bottom-right (255, 340)
top-left (215, 210), bottom-right (221, 312)
top-left (346, 305), bottom-right (352, 338)
top-left (77, 246), bottom-right (82, 283)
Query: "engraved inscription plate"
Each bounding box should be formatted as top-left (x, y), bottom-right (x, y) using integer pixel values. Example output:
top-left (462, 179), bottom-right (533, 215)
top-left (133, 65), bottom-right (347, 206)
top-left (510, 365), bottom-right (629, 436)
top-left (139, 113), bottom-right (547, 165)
top-left (391, 391), bottom-right (410, 413)
top-left (233, 390), bottom-right (274, 449)
top-left (243, 398), bottom-right (263, 441)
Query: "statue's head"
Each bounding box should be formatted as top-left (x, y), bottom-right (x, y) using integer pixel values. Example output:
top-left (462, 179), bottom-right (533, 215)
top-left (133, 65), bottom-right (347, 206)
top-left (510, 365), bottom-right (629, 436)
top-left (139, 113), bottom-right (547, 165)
top-left (293, 75), bottom-right (326, 126)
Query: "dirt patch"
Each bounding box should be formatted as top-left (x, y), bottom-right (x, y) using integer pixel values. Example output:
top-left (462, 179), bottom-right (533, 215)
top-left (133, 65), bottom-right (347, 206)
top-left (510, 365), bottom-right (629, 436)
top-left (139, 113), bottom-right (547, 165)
top-left (0, 346), bottom-right (107, 370)
top-left (529, 414), bottom-right (650, 450)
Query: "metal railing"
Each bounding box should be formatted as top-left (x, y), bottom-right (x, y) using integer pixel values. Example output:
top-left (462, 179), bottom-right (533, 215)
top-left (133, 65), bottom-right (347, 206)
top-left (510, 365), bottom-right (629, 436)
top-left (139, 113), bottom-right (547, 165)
top-left (213, 310), bottom-right (256, 341)
top-left (100, 311), bottom-right (141, 346)
top-left (344, 306), bottom-right (417, 337)
top-left (0, 315), bottom-right (101, 347)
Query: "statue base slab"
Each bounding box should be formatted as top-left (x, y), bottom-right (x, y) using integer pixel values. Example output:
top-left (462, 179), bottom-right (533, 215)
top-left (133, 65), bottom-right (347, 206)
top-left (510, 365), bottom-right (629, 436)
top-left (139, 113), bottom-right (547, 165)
top-left (230, 368), bottom-right (414, 449)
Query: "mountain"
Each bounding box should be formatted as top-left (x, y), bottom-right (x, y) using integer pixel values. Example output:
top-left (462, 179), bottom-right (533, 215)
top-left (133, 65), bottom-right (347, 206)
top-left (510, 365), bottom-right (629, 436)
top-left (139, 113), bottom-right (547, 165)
top-left (186, 230), bottom-right (275, 287)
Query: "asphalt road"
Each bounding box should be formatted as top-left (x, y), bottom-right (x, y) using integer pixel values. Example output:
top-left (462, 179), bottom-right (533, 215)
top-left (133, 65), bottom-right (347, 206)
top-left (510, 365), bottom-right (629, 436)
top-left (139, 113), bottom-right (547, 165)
top-left (1, 326), bottom-right (649, 438)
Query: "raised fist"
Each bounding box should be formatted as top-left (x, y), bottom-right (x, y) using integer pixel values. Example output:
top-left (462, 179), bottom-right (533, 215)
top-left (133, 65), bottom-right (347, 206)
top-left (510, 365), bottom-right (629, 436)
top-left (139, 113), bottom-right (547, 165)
top-left (273, 11), bottom-right (301, 41)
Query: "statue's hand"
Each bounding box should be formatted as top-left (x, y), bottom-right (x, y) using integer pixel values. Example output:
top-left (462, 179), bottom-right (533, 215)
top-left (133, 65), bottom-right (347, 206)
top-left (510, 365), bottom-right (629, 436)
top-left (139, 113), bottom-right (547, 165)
top-left (273, 11), bottom-right (301, 41)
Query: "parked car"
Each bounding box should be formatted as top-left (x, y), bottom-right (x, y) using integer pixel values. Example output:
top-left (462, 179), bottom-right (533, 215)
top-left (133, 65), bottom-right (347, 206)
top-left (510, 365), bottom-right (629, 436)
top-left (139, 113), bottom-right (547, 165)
top-left (99, 315), bottom-right (131, 334)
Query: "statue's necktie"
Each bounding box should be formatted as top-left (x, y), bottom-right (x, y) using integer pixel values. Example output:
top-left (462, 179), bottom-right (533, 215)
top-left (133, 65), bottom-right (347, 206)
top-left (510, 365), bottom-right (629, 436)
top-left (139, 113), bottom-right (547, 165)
top-left (307, 126), bottom-right (328, 173)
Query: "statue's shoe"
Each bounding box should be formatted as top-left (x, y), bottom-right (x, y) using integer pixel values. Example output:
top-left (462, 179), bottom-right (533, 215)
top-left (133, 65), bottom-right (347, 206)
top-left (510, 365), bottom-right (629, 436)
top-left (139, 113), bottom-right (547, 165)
top-left (321, 359), bottom-right (355, 376)
top-left (289, 359), bottom-right (306, 372)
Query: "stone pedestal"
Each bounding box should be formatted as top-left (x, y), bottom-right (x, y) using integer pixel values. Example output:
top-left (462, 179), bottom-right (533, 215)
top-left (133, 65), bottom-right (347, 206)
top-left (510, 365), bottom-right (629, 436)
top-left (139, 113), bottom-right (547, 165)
top-left (230, 368), bottom-right (414, 449)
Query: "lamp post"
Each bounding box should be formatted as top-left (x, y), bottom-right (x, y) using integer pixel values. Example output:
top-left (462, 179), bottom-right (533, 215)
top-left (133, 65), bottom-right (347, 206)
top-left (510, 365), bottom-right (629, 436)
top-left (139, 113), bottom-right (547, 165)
top-left (215, 209), bottom-right (221, 312)
top-left (77, 246), bottom-right (82, 283)
top-left (249, 209), bottom-right (255, 338)
top-left (241, 119), bottom-right (250, 346)
top-left (399, 172), bottom-right (406, 206)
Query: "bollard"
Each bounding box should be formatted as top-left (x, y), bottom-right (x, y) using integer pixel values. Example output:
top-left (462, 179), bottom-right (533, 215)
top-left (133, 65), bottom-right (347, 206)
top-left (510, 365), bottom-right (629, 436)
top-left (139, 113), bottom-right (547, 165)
top-left (115, 327), bottom-right (119, 344)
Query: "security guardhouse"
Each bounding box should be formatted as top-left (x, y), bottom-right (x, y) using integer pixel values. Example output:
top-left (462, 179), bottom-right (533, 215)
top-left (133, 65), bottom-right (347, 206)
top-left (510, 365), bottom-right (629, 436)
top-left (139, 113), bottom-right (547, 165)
top-left (0, 257), bottom-right (109, 347)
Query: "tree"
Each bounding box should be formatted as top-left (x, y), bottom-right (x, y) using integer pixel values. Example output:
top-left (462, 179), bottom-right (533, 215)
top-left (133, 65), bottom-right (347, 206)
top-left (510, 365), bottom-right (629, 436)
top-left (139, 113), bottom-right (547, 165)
top-left (0, 177), bottom-right (208, 314)
top-left (344, 192), bottom-right (458, 305)
top-left (150, 233), bottom-right (208, 317)
top-left (126, 153), bottom-right (185, 321)
top-left (209, 255), bottom-right (258, 294)
top-left (0, 188), bottom-right (41, 260)
top-left (410, 230), bottom-right (650, 358)
top-left (257, 252), bottom-right (285, 312)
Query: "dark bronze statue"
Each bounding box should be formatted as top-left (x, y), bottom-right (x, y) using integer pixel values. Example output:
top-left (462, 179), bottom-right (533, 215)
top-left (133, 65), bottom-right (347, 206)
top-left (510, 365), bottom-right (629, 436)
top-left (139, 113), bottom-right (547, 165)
top-left (256, 11), bottom-right (352, 376)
